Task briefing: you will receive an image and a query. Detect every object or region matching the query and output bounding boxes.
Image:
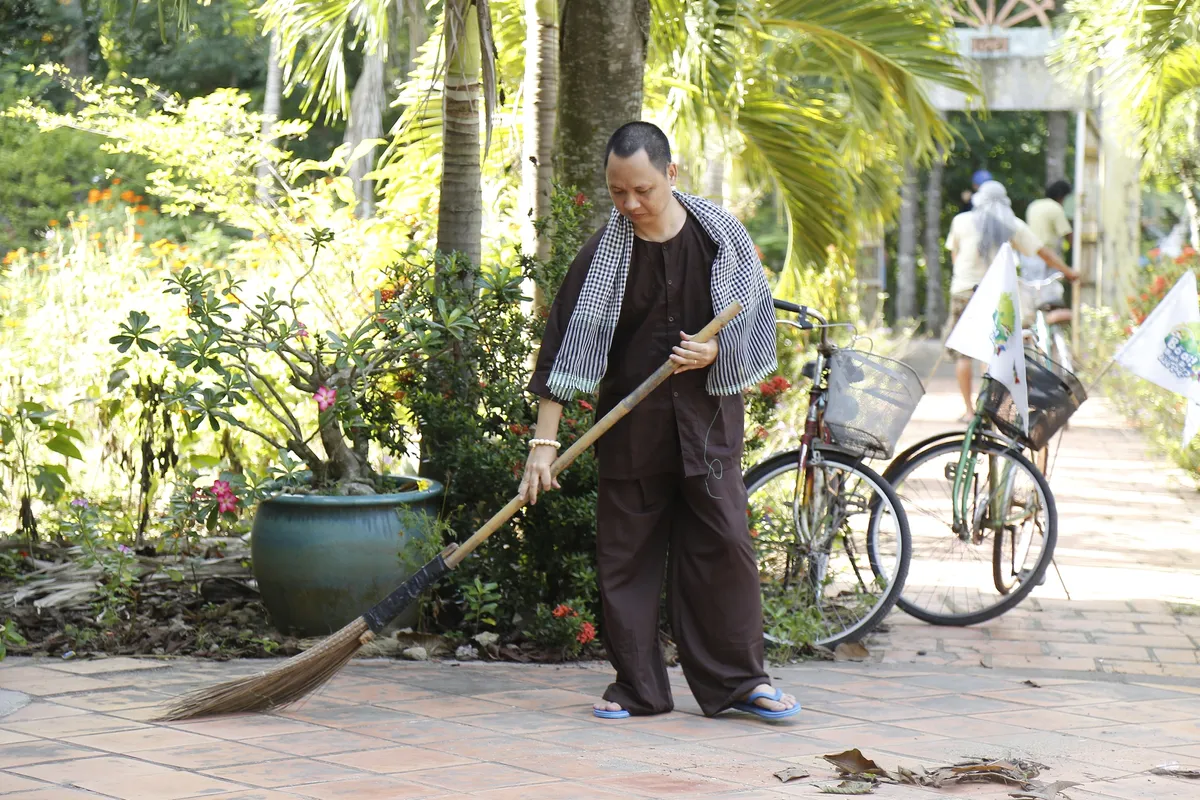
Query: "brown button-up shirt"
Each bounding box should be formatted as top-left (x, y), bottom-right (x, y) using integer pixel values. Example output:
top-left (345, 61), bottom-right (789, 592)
top-left (528, 212), bottom-right (745, 479)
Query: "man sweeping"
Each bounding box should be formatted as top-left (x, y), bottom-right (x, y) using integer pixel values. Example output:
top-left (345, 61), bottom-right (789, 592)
top-left (521, 121), bottom-right (799, 721)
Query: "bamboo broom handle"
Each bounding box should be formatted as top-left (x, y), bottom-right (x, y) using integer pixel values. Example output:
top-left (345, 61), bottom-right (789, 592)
top-left (444, 300), bottom-right (743, 569)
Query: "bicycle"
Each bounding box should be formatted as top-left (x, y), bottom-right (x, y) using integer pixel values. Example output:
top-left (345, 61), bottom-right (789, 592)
top-left (880, 352), bottom-right (1087, 625)
top-left (742, 299), bottom-right (921, 648)
top-left (1020, 273), bottom-right (1074, 475)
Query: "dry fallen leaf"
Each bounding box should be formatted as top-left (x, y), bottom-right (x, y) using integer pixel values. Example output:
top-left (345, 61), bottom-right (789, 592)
top-left (1009, 780), bottom-right (1081, 799)
top-left (773, 766), bottom-right (810, 783)
top-left (1022, 679), bottom-right (1042, 688)
top-left (824, 749), bottom-right (886, 776)
top-left (833, 642), bottom-right (870, 662)
top-left (1151, 765), bottom-right (1200, 779)
top-left (819, 780), bottom-right (876, 795)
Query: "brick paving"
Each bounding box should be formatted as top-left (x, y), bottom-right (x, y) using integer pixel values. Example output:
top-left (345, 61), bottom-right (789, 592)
top-left (2, 358), bottom-right (1199, 799)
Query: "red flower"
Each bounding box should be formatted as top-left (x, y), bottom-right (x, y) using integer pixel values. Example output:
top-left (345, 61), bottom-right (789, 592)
top-left (749, 529), bottom-right (758, 539)
top-left (577, 621), bottom-right (596, 645)
top-left (380, 288), bottom-right (396, 303)
top-left (1151, 275), bottom-right (1167, 294)
top-left (578, 399), bottom-right (593, 411)
top-left (754, 426), bottom-right (767, 440)
top-left (757, 375), bottom-right (793, 398)
top-left (1124, 326), bottom-right (1133, 336)
top-left (573, 192), bottom-right (587, 207)
top-left (509, 423), bottom-right (530, 435)
top-left (552, 604), bottom-right (576, 618)
top-left (393, 390), bottom-right (406, 402)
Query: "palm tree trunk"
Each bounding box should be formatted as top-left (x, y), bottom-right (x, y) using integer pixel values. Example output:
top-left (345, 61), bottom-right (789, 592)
top-left (1046, 111), bottom-right (1069, 184)
top-left (61, 0), bottom-right (89, 77)
top-left (344, 48), bottom-right (386, 218)
top-left (924, 151), bottom-right (945, 333)
top-left (1183, 179), bottom-right (1200, 251)
top-left (523, 0), bottom-right (559, 310)
top-left (702, 129), bottom-right (725, 202)
top-left (257, 32), bottom-right (283, 206)
top-left (403, 0), bottom-right (429, 77)
top-left (896, 161), bottom-right (919, 321)
top-left (557, 0), bottom-right (650, 229)
top-left (437, 0), bottom-right (483, 268)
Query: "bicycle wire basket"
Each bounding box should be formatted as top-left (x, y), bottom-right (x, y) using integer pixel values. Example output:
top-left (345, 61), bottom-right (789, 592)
top-left (823, 349), bottom-right (926, 460)
top-left (981, 347), bottom-right (1088, 451)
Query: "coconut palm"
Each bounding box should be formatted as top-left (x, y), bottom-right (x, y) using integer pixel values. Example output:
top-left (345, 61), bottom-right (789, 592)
top-left (646, 0), bottom-right (976, 273)
top-left (1055, 0), bottom-right (1200, 244)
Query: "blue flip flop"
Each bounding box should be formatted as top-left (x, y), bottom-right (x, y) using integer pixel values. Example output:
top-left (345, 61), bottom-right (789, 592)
top-left (592, 707), bottom-right (631, 719)
top-left (731, 687), bottom-right (801, 720)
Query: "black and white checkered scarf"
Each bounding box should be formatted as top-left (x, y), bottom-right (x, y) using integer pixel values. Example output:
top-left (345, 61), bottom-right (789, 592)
top-left (548, 191), bottom-right (777, 400)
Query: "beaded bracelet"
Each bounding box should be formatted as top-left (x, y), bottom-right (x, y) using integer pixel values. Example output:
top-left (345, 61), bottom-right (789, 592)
top-left (529, 438), bottom-right (561, 450)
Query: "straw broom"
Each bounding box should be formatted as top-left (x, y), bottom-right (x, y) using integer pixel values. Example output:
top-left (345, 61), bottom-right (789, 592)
top-left (156, 301), bottom-right (743, 720)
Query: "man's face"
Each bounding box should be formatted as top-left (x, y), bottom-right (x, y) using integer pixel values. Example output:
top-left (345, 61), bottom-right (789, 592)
top-left (605, 149), bottom-right (676, 224)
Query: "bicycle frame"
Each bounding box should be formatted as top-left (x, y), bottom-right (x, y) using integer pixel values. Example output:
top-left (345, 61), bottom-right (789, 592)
top-left (949, 380), bottom-right (1030, 540)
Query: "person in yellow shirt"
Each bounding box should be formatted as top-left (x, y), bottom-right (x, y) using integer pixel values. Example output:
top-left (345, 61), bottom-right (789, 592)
top-left (945, 181), bottom-right (1078, 420)
top-left (1021, 180), bottom-right (1075, 327)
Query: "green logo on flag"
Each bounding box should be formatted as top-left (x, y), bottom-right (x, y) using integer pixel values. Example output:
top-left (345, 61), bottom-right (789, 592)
top-left (992, 292), bottom-right (1016, 355)
top-left (1160, 323), bottom-right (1200, 382)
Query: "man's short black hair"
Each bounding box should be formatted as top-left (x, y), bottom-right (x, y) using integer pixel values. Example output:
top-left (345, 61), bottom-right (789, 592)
top-left (1046, 179), bottom-right (1073, 202)
top-left (604, 122), bottom-right (672, 174)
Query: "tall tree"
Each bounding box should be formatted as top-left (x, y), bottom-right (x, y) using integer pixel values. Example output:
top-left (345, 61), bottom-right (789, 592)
top-left (343, 48), bottom-right (385, 217)
top-left (522, 0), bottom-right (559, 308)
top-left (1055, 0), bottom-right (1200, 245)
top-left (60, 0), bottom-right (90, 76)
top-left (520, 0), bottom-right (559, 251)
top-left (1046, 111), bottom-right (1069, 184)
top-left (924, 151), bottom-right (945, 332)
top-left (438, 0), bottom-right (485, 266)
top-left (257, 32), bottom-right (284, 206)
top-left (896, 162), bottom-right (919, 320)
top-left (558, 0), bottom-right (651, 228)
top-left (646, 0), bottom-right (976, 272)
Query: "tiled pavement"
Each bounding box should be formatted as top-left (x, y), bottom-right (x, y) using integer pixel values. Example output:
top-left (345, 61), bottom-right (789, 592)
top-left (1, 359), bottom-right (1199, 799)
top-left (4, 657), bottom-right (1200, 799)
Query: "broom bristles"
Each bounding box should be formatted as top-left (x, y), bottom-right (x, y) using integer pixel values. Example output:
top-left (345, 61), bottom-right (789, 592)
top-left (156, 617), bottom-right (371, 721)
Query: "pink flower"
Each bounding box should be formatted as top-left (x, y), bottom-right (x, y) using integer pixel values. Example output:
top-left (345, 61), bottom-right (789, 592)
top-left (296, 322), bottom-right (309, 338)
top-left (218, 495), bottom-right (239, 514)
top-left (117, 544), bottom-right (133, 555)
top-left (314, 385), bottom-right (337, 411)
top-left (211, 480), bottom-right (232, 498)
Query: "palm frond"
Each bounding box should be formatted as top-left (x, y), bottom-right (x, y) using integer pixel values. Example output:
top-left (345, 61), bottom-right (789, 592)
top-left (258, 0), bottom-right (392, 122)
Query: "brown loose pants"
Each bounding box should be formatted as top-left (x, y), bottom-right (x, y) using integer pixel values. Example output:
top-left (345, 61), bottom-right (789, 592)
top-left (597, 467), bottom-right (768, 717)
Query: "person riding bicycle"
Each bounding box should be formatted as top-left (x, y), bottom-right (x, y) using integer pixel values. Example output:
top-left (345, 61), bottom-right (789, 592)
top-left (945, 180), bottom-right (1079, 421)
top-left (1021, 179), bottom-right (1075, 328)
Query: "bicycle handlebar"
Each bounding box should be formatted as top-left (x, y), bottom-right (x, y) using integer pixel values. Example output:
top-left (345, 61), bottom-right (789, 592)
top-left (772, 298), bottom-right (825, 331)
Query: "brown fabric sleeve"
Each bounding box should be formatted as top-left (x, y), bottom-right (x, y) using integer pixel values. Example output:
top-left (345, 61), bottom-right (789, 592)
top-left (527, 225), bottom-right (607, 403)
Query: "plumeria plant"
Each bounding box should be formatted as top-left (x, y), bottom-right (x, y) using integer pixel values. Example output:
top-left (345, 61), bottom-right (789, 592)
top-left (111, 230), bottom-right (478, 495)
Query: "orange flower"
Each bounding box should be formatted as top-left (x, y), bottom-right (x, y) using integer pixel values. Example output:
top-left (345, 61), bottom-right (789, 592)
top-left (120, 189), bottom-right (136, 203)
top-left (47, 219), bottom-right (58, 227)
top-left (100, 188), bottom-right (112, 201)
top-left (133, 233), bottom-right (143, 241)
top-left (111, 178), bottom-right (122, 185)
top-left (87, 189), bottom-right (100, 204)
top-left (135, 204), bottom-right (150, 213)
top-left (552, 604), bottom-right (576, 619)
top-left (576, 621), bottom-right (596, 645)
top-left (133, 195), bottom-right (144, 203)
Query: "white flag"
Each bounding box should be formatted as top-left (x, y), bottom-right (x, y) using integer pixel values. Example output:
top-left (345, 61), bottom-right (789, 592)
top-left (946, 243), bottom-right (1029, 432)
top-left (1115, 271), bottom-right (1200, 445)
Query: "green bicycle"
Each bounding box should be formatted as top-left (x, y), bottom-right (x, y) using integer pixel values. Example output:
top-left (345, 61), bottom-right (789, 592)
top-left (879, 351), bottom-right (1087, 625)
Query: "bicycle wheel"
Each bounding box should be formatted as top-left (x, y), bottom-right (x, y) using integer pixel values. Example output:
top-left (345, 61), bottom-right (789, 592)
top-left (886, 437), bottom-right (1056, 626)
top-left (743, 448), bottom-right (910, 648)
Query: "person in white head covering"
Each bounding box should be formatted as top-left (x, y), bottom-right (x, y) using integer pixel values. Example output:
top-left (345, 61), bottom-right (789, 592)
top-left (944, 180), bottom-right (1078, 420)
